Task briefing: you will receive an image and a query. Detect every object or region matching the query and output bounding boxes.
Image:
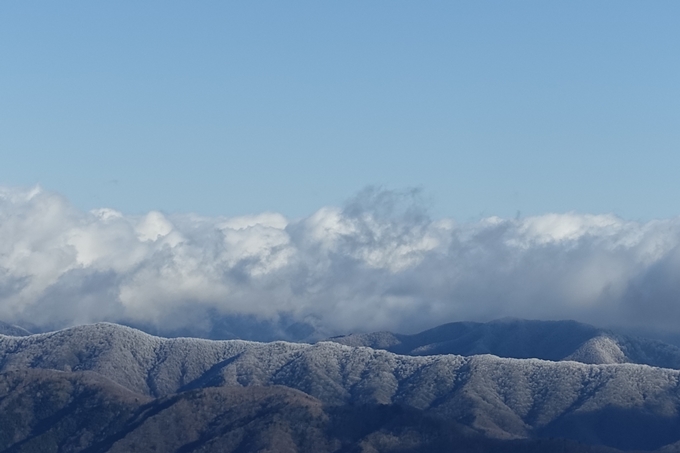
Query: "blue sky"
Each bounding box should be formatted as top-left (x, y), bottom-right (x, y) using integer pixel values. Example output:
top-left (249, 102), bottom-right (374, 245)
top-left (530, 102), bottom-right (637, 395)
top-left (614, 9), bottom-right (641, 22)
top-left (1, 1), bottom-right (679, 221)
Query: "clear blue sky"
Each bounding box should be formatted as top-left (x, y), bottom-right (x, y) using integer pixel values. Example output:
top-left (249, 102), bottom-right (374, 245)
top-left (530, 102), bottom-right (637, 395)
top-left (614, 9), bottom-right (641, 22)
top-left (1, 1), bottom-right (679, 220)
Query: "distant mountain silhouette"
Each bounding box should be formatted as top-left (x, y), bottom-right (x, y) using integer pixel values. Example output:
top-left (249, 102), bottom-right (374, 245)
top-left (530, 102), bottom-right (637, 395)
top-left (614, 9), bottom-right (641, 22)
top-left (329, 318), bottom-right (680, 369)
top-left (0, 321), bottom-right (30, 337)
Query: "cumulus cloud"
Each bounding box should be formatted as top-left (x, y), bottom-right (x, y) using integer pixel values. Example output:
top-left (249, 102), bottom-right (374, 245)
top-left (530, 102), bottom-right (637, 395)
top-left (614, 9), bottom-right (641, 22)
top-left (2, 185), bottom-right (680, 339)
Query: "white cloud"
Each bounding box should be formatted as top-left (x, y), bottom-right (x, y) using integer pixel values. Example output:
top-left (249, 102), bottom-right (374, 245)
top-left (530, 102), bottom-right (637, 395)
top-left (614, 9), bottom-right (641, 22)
top-left (2, 185), bottom-right (680, 338)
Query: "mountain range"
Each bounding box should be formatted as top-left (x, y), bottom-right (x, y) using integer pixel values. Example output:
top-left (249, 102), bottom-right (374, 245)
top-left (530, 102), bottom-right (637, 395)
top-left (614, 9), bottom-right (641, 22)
top-left (2, 320), bottom-right (680, 452)
top-left (329, 318), bottom-right (680, 369)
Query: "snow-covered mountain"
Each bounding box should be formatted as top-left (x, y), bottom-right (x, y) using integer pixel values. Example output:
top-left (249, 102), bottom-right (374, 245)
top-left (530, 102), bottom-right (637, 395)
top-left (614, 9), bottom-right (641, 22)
top-left (2, 322), bottom-right (680, 451)
top-left (329, 318), bottom-right (680, 369)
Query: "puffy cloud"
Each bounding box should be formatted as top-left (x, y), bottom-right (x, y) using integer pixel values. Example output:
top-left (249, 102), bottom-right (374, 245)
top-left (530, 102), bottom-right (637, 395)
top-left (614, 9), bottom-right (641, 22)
top-left (2, 185), bottom-right (680, 339)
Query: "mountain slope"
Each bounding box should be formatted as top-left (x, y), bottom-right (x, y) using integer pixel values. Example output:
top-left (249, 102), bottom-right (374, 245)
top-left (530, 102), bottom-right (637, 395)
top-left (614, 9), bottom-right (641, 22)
top-left (3, 323), bottom-right (680, 450)
top-left (0, 369), bottom-right (622, 453)
top-left (329, 318), bottom-right (680, 369)
top-left (0, 369), bottom-right (149, 452)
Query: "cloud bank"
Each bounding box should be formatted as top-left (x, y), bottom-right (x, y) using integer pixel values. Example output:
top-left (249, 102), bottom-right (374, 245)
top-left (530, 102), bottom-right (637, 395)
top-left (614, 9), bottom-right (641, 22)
top-left (2, 185), bottom-right (680, 339)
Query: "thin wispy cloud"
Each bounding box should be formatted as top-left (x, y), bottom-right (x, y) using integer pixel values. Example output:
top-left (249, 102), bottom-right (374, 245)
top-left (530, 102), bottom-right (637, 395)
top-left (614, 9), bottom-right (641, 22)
top-left (1, 185), bottom-right (680, 338)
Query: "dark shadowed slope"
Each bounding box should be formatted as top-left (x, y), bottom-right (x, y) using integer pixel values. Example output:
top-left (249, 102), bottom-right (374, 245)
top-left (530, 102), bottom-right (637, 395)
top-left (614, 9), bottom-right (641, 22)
top-left (0, 369), bottom-right (622, 453)
top-left (0, 369), bottom-right (149, 452)
top-left (329, 318), bottom-right (680, 369)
